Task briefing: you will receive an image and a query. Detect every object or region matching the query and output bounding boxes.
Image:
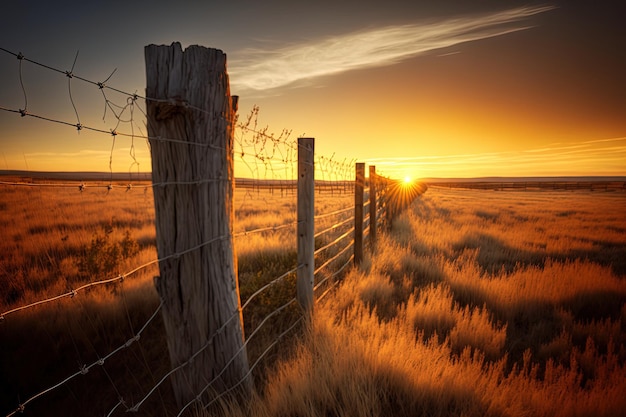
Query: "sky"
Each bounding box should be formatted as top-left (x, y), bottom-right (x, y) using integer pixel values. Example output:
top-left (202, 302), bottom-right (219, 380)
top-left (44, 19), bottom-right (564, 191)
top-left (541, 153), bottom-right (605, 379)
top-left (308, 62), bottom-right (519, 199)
top-left (1, 0), bottom-right (625, 179)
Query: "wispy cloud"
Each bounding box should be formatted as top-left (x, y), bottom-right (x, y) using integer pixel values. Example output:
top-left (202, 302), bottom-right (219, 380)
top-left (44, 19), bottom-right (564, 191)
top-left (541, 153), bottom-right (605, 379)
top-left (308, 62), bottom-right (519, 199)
top-left (365, 137), bottom-right (626, 177)
top-left (25, 150), bottom-right (110, 159)
top-left (230, 5), bottom-right (555, 91)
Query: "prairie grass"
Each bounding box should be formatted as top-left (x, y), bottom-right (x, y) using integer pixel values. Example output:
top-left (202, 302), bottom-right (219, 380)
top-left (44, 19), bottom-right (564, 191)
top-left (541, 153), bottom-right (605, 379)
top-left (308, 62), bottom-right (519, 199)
top-left (0, 180), bottom-right (353, 416)
top-left (214, 187), bottom-right (626, 417)
top-left (0, 181), bottom-right (157, 309)
top-left (2, 181), bottom-right (626, 416)
top-left (0, 182), bottom-right (352, 311)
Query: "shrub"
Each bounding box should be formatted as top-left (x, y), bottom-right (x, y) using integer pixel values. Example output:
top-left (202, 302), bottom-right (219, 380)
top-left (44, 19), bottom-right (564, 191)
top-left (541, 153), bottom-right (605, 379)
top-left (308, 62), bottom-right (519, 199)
top-left (77, 226), bottom-right (139, 278)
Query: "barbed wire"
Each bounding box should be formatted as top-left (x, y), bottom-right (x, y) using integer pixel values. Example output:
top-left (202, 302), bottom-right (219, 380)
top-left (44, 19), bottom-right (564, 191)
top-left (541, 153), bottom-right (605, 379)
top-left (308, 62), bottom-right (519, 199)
top-left (114, 198), bottom-right (360, 415)
top-left (314, 235), bottom-right (354, 278)
top-left (0, 45), bottom-right (397, 417)
top-left (0, 235), bottom-right (228, 320)
top-left (0, 191), bottom-right (360, 320)
top-left (314, 215), bottom-right (353, 239)
top-left (0, 46), bottom-right (228, 190)
top-left (234, 221), bottom-right (296, 237)
top-left (117, 290), bottom-right (302, 415)
top-left (315, 253), bottom-right (354, 301)
top-left (5, 301), bottom-right (163, 417)
top-left (0, 102), bottom-right (224, 149)
top-left (0, 46), bottom-right (360, 198)
top-left (314, 228), bottom-right (353, 257)
top-left (314, 205), bottom-right (354, 220)
top-left (178, 297), bottom-right (300, 417)
top-left (202, 315), bottom-right (304, 411)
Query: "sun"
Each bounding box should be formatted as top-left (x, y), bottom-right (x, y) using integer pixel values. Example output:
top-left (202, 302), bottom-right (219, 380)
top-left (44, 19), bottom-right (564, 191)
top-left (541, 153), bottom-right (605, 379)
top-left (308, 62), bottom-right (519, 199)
top-left (404, 175), bottom-right (412, 184)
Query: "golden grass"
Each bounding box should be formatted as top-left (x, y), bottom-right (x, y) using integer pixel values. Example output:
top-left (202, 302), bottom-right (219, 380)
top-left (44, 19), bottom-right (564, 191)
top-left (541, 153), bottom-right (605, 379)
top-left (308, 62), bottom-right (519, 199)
top-left (0, 182), bottom-right (157, 309)
top-left (0, 180), bottom-right (354, 416)
top-left (0, 183), bottom-right (352, 311)
top-left (2, 181), bottom-right (626, 416)
top-left (213, 187), bottom-right (626, 417)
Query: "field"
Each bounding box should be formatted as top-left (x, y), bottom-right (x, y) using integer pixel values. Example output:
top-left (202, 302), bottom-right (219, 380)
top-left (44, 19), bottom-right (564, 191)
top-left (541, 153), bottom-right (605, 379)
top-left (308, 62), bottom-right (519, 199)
top-left (1, 180), bottom-right (626, 416)
top-left (0, 179), bottom-right (352, 416)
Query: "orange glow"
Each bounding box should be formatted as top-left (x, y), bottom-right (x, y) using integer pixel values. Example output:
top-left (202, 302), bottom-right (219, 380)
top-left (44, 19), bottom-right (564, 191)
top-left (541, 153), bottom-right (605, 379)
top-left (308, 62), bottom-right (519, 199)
top-left (1, 5), bottom-right (624, 180)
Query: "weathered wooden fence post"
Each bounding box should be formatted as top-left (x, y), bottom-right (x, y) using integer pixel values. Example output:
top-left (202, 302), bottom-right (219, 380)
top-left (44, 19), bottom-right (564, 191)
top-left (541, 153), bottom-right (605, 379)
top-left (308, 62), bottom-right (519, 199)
top-left (354, 162), bottom-right (365, 265)
top-left (297, 137), bottom-right (315, 315)
top-left (145, 42), bottom-right (251, 408)
top-left (369, 165), bottom-right (377, 252)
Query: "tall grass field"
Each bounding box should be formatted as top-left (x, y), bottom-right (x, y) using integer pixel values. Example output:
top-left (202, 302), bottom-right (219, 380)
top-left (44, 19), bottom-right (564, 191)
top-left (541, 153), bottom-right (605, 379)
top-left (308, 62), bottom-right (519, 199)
top-left (1, 180), bottom-right (625, 416)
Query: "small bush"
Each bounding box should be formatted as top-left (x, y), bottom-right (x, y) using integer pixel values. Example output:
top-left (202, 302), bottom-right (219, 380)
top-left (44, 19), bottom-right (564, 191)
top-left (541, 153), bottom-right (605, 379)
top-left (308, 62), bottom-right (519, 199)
top-left (77, 226), bottom-right (139, 278)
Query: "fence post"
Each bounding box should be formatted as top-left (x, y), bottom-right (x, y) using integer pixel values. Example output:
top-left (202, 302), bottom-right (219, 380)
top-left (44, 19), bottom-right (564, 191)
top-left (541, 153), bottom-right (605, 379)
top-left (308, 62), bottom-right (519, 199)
top-left (354, 162), bottom-right (365, 265)
top-left (145, 42), bottom-right (251, 408)
top-left (297, 137), bottom-right (315, 315)
top-left (369, 165), bottom-right (377, 252)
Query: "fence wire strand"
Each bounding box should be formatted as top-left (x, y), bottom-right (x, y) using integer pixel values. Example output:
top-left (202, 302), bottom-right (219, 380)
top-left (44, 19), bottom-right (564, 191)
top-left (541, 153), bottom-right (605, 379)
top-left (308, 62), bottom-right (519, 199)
top-left (5, 301), bottom-right (163, 417)
top-left (1, 235), bottom-right (228, 320)
top-left (176, 297), bottom-right (300, 417)
top-left (0, 45), bottom-right (409, 417)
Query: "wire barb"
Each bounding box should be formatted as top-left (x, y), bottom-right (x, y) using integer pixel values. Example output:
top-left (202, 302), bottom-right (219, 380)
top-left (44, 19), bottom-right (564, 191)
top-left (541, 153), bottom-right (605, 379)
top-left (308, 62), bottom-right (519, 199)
top-left (0, 45), bottom-right (399, 417)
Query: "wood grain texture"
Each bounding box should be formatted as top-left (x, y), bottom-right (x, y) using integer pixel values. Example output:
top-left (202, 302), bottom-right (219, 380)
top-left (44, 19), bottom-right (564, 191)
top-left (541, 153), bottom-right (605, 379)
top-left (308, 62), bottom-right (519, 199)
top-left (297, 138), bottom-right (315, 315)
top-left (145, 42), bottom-right (250, 408)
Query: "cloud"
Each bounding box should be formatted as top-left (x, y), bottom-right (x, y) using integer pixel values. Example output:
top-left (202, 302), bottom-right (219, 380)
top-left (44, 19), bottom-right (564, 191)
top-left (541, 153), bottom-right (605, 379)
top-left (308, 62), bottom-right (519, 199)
top-left (365, 137), bottom-right (626, 177)
top-left (230, 5), bottom-right (555, 91)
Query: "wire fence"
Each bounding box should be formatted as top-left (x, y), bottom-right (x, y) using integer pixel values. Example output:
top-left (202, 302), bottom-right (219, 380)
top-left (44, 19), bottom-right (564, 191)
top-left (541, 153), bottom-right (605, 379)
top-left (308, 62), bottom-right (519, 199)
top-left (0, 47), bottom-right (356, 188)
top-left (0, 182), bottom-right (368, 417)
top-left (0, 46), bottom-right (399, 416)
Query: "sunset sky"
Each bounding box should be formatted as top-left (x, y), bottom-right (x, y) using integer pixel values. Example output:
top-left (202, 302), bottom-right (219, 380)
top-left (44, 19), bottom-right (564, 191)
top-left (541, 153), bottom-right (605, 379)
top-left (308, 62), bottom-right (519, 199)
top-left (0, 1), bottom-right (625, 179)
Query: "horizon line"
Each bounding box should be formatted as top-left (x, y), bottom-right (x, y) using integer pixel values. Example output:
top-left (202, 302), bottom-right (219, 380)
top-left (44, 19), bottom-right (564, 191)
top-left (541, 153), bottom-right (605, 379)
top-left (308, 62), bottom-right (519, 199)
top-left (2, 170), bottom-right (625, 182)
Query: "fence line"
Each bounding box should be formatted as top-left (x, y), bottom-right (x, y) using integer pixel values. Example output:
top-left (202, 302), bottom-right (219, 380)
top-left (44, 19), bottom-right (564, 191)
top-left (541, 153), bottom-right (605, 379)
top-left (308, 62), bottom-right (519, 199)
top-left (0, 188), bottom-right (356, 320)
top-left (1, 47), bottom-right (356, 187)
top-left (1, 44), bottom-right (425, 416)
top-left (0, 179), bottom-right (375, 415)
top-left (0, 164), bottom-right (409, 416)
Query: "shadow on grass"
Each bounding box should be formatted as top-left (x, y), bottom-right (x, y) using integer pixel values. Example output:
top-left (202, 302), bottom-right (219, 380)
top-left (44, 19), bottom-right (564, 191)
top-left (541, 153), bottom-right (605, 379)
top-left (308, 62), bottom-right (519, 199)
top-left (369, 365), bottom-right (501, 417)
top-left (452, 232), bottom-right (545, 274)
top-left (446, 277), bottom-right (626, 367)
top-left (0, 295), bottom-right (176, 417)
top-left (452, 231), bottom-right (626, 276)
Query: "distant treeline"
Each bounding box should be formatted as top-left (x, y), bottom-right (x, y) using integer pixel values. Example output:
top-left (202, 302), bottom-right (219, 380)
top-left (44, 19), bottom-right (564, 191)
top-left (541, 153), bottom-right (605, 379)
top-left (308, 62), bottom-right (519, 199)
top-left (428, 180), bottom-right (626, 192)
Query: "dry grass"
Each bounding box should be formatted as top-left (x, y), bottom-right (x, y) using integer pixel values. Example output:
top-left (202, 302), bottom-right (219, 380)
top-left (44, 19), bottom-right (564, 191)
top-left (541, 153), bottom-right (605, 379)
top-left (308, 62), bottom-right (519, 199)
top-left (215, 187), bottom-right (626, 417)
top-left (0, 180), bottom-right (353, 416)
top-left (2, 181), bottom-right (626, 416)
top-left (0, 182), bottom-right (157, 309)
